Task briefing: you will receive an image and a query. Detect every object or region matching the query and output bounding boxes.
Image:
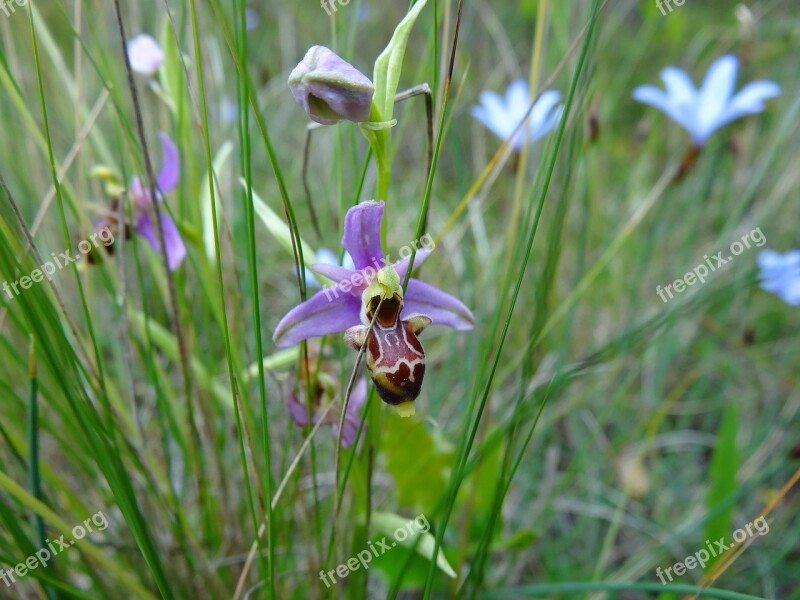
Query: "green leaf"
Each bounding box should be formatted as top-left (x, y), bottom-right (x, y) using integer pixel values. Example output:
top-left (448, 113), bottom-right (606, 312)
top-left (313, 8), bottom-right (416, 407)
top-left (371, 512), bottom-right (457, 579)
top-left (491, 528), bottom-right (538, 552)
top-left (160, 19), bottom-right (183, 116)
top-left (243, 179), bottom-right (318, 263)
top-left (382, 412), bottom-right (453, 510)
top-left (705, 404), bottom-right (739, 569)
top-left (371, 0), bottom-right (429, 121)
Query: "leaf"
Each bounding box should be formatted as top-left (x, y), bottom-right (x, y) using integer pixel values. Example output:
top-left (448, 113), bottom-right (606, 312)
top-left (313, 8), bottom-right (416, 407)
top-left (371, 512), bottom-right (457, 579)
top-left (242, 179), bottom-right (318, 264)
top-left (704, 403), bottom-right (739, 569)
top-left (160, 19), bottom-right (184, 116)
top-left (491, 528), bottom-right (538, 552)
top-left (371, 0), bottom-right (429, 120)
top-left (382, 412), bottom-right (453, 509)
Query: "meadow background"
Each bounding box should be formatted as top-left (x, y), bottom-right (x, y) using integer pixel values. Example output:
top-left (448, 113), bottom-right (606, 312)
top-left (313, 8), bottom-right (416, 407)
top-left (0, 0), bottom-right (798, 598)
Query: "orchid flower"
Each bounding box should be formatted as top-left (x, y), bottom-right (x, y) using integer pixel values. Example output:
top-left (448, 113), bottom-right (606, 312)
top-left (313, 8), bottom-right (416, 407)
top-left (273, 200), bottom-right (474, 348)
top-left (470, 80), bottom-right (563, 151)
top-left (130, 133), bottom-right (187, 270)
top-left (127, 34), bottom-right (164, 76)
top-left (758, 250), bottom-right (800, 306)
top-left (286, 371), bottom-right (367, 448)
top-left (632, 54), bottom-right (780, 146)
top-left (305, 248), bottom-right (356, 289)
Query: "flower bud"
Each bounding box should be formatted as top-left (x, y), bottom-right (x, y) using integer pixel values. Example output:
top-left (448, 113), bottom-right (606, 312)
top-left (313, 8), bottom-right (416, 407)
top-left (288, 46), bottom-right (374, 125)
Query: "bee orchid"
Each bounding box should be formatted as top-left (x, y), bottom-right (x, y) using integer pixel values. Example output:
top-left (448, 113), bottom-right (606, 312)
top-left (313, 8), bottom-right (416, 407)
top-left (273, 200), bottom-right (474, 348)
top-left (633, 54), bottom-right (780, 147)
top-left (343, 264), bottom-right (432, 417)
top-left (89, 133), bottom-right (186, 270)
top-left (273, 201), bottom-right (474, 415)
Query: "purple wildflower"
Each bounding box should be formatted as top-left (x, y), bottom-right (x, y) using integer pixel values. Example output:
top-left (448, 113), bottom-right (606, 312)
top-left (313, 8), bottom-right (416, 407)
top-left (130, 133), bottom-right (186, 270)
top-left (273, 200), bottom-right (474, 348)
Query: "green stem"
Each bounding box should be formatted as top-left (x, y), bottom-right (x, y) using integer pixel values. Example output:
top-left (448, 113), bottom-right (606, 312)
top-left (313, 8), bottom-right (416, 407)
top-left (376, 154), bottom-right (391, 246)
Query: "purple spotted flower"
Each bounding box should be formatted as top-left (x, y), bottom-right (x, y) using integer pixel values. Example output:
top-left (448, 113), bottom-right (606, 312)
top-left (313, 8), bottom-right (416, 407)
top-left (273, 201), bottom-right (474, 348)
top-left (130, 133), bottom-right (186, 270)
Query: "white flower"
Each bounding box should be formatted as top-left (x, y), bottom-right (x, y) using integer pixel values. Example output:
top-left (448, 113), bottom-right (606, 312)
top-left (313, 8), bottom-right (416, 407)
top-left (127, 34), bottom-right (164, 76)
top-left (470, 80), bottom-right (562, 151)
top-left (758, 250), bottom-right (800, 306)
top-left (633, 54), bottom-right (780, 146)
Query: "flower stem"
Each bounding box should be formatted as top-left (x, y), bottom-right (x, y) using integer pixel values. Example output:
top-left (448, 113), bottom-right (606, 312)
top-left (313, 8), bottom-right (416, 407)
top-left (376, 156), bottom-right (391, 247)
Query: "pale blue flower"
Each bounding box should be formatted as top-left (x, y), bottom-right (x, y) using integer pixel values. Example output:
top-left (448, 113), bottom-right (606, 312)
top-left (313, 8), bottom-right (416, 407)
top-left (470, 80), bottom-right (562, 151)
top-left (633, 54), bottom-right (780, 146)
top-left (758, 250), bottom-right (800, 306)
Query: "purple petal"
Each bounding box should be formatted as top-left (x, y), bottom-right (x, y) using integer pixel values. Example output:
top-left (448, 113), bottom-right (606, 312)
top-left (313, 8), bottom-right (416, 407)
top-left (288, 46), bottom-right (374, 124)
top-left (404, 278), bottom-right (475, 330)
top-left (342, 201), bottom-right (385, 270)
top-left (308, 263), bottom-right (359, 288)
top-left (285, 379), bottom-right (311, 427)
top-left (156, 133), bottom-right (180, 193)
top-left (129, 176), bottom-right (148, 208)
top-left (127, 34), bottom-right (164, 76)
top-left (393, 249), bottom-right (431, 281)
top-left (273, 288), bottom-right (361, 348)
top-left (135, 210), bottom-right (187, 270)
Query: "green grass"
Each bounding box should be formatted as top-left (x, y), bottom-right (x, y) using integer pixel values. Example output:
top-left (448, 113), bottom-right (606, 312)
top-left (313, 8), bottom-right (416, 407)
top-left (0, 0), bottom-right (798, 598)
